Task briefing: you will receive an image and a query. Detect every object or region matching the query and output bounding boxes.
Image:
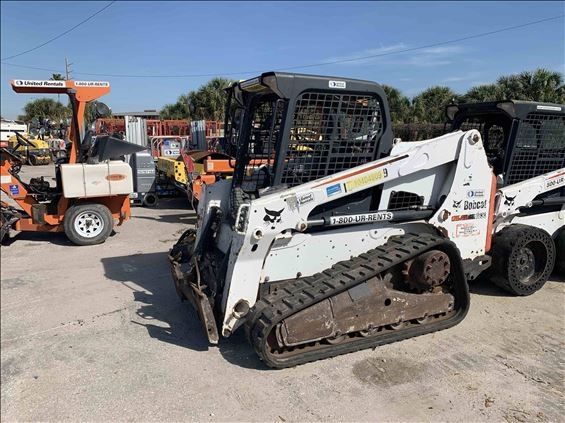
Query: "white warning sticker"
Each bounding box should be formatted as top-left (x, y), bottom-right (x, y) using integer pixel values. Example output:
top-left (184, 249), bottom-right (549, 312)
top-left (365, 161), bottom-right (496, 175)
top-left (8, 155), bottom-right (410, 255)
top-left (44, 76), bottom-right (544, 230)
top-left (545, 172), bottom-right (565, 190)
top-left (329, 212), bottom-right (393, 226)
top-left (455, 223), bottom-right (480, 238)
top-left (537, 105), bottom-right (561, 111)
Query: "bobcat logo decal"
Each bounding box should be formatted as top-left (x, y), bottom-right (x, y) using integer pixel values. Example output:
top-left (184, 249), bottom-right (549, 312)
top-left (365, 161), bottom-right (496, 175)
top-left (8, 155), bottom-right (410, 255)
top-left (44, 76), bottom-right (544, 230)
top-left (263, 208), bottom-right (284, 224)
top-left (504, 195), bottom-right (516, 206)
top-left (452, 199), bottom-right (462, 209)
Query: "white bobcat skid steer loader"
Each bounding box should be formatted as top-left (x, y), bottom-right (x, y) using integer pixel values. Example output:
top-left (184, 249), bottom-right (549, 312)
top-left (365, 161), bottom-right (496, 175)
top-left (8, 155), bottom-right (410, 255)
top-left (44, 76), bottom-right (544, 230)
top-left (169, 73), bottom-right (565, 368)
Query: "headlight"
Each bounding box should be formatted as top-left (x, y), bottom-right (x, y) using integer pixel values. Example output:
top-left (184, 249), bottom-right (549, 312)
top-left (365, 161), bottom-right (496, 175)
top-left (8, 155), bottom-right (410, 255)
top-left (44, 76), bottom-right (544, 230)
top-left (235, 204), bottom-right (250, 234)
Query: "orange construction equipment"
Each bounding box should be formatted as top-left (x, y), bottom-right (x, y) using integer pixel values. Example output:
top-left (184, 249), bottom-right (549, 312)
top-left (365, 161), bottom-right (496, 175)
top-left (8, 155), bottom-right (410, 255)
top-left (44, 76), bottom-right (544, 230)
top-left (181, 150), bottom-right (234, 202)
top-left (160, 150), bottom-right (271, 205)
top-left (155, 150), bottom-right (235, 205)
top-left (1, 79), bottom-right (144, 245)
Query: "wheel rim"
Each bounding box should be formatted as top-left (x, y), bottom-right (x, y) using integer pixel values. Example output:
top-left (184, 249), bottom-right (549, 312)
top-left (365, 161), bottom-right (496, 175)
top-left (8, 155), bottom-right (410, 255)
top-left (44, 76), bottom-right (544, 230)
top-left (74, 211), bottom-right (104, 238)
top-left (144, 194), bottom-right (157, 206)
top-left (515, 241), bottom-right (547, 285)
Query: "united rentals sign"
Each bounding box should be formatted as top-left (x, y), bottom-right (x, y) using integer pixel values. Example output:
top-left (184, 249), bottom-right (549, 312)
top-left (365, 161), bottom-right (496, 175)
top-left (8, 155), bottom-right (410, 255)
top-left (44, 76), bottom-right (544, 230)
top-left (12, 80), bottom-right (110, 88)
top-left (13, 80), bottom-right (66, 88)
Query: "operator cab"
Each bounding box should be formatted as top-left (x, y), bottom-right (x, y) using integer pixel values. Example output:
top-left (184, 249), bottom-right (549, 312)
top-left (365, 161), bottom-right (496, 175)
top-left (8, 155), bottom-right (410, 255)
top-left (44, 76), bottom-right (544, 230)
top-left (224, 72), bottom-right (394, 218)
top-left (446, 100), bottom-right (565, 187)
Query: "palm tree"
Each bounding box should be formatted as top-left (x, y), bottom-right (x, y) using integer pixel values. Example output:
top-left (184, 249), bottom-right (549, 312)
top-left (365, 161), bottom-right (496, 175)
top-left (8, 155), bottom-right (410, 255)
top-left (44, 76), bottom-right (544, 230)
top-left (160, 78), bottom-right (234, 121)
top-left (496, 69), bottom-right (564, 103)
top-left (462, 84), bottom-right (501, 103)
top-left (382, 85), bottom-right (411, 123)
top-left (189, 78), bottom-right (233, 120)
top-left (19, 98), bottom-right (70, 122)
top-left (411, 86), bottom-right (460, 123)
top-left (50, 73), bottom-right (65, 103)
top-left (160, 94), bottom-right (190, 119)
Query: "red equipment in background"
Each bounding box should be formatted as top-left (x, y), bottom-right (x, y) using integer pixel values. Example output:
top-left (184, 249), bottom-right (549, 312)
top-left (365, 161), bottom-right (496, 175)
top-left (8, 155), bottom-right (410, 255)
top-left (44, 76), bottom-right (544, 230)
top-left (95, 118), bottom-right (223, 139)
top-left (204, 121), bottom-right (223, 138)
top-left (152, 120), bottom-right (190, 136)
top-left (96, 118), bottom-right (190, 137)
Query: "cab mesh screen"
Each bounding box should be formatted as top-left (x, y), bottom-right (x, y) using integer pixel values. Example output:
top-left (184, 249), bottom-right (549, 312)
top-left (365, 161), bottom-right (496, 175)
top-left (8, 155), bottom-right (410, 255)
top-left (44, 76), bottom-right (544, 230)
top-left (280, 92), bottom-right (383, 187)
top-left (506, 113), bottom-right (565, 185)
top-left (238, 98), bottom-right (286, 192)
top-left (457, 117), bottom-right (508, 167)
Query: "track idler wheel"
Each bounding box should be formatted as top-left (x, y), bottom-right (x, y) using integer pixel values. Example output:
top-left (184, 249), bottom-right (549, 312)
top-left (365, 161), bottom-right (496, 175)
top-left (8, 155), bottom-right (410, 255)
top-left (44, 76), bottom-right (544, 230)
top-left (403, 250), bottom-right (450, 292)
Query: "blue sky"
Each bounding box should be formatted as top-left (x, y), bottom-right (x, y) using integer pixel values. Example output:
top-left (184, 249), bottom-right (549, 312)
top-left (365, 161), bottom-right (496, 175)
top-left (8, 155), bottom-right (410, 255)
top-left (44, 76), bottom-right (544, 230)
top-left (1, 1), bottom-right (564, 119)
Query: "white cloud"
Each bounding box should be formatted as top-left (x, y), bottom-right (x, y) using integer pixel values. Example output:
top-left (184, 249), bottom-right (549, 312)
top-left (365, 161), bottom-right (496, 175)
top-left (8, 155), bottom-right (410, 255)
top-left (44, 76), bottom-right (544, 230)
top-left (403, 57), bottom-right (452, 67)
top-left (325, 43), bottom-right (408, 65)
top-left (443, 76), bottom-right (468, 82)
top-left (324, 43), bottom-right (467, 68)
top-left (442, 72), bottom-right (483, 83)
top-left (419, 46), bottom-right (463, 55)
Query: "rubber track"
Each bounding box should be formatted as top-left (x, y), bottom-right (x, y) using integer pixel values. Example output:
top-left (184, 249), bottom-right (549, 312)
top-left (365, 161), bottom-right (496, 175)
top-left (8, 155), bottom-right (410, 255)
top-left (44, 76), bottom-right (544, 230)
top-left (246, 233), bottom-right (470, 368)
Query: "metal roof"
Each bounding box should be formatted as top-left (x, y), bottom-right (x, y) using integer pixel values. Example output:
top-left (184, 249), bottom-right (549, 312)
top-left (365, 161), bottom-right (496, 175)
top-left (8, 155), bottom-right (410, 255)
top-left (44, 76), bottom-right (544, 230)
top-left (238, 71), bottom-right (388, 100)
top-left (446, 100), bottom-right (564, 121)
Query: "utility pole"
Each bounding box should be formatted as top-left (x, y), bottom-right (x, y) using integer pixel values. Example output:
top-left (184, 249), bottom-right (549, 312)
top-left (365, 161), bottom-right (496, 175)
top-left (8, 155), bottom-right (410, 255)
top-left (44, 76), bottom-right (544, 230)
top-left (65, 57), bottom-right (73, 80)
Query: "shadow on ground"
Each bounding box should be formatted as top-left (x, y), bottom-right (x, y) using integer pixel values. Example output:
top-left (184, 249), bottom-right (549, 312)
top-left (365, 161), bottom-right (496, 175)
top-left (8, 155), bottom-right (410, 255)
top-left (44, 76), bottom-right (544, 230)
top-left (100, 252), bottom-right (267, 369)
top-left (468, 276), bottom-right (511, 297)
top-left (2, 228), bottom-right (119, 246)
top-left (101, 252), bottom-right (209, 352)
top-left (3, 231), bottom-right (79, 246)
top-left (143, 197), bottom-right (194, 211)
top-left (469, 272), bottom-right (564, 296)
top-left (218, 330), bottom-right (269, 370)
top-left (133, 197), bottom-right (197, 225)
top-left (134, 213), bottom-right (197, 225)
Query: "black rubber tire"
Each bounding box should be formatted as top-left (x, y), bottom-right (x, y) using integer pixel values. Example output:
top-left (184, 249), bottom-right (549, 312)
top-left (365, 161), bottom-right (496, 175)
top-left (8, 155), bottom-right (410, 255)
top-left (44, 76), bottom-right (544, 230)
top-left (490, 224), bottom-right (556, 296)
top-left (63, 203), bottom-right (113, 246)
top-left (555, 228), bottom-right (565, 276)
top-left (142, 192), bottom-right (158, 208)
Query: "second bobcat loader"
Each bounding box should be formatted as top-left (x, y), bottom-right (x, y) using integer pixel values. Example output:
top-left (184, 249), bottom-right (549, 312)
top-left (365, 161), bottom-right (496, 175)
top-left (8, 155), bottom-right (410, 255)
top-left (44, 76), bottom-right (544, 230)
top-left (169, 72), bottom-right (565, 368)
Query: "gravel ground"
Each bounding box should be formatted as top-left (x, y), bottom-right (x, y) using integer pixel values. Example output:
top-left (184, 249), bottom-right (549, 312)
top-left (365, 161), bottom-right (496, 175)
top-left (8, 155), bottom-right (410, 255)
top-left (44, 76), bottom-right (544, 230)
top-left (1, 165), bottom-right (564, 421)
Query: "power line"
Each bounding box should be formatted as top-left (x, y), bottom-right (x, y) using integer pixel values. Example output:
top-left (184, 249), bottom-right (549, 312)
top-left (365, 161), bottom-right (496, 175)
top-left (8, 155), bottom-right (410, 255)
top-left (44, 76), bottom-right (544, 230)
top-left (279, 14), bottom-right (565, 71)
top-left (1, 1), bottom-right (116, 61)
top-left (0, 63), bottom-right (63, 73)
top-left (1, 13), bottom-right (563, 78)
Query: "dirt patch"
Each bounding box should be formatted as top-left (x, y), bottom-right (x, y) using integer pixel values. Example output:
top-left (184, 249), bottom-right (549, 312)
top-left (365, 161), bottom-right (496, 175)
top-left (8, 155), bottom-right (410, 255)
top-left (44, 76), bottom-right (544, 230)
top-left (353, 356), bottom-right (426, 387)
top-left (1, 274), bottom-right (42, 289)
